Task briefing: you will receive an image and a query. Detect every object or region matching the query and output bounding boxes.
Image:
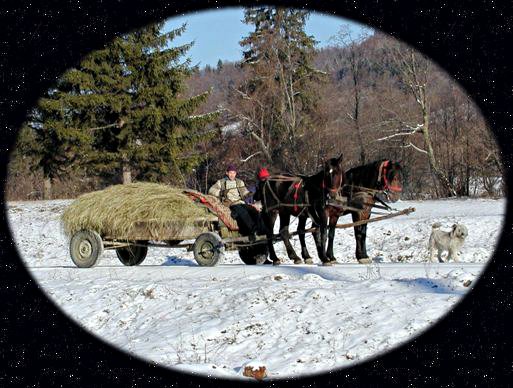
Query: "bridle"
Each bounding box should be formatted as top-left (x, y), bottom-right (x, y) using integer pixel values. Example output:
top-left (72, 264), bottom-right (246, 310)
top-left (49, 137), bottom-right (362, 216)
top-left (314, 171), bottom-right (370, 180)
top-left (378, 160), bottom-right (402, 195)
top-left (324, 164), bottom-right (343, 198)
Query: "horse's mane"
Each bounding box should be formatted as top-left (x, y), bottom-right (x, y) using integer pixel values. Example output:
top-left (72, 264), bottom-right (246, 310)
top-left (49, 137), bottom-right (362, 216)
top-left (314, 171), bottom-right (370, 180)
top-left (346, 159), bottom-right (385, 176)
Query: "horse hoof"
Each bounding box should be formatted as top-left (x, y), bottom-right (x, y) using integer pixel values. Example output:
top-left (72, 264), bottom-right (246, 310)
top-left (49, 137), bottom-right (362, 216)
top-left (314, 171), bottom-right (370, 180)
top-left (273, 260), bottom-right (281, 266)
top-left (293, 259), bottom-right (302, 265)
top-left (321, 261), bottom-right (333, 266)
top-left (357, 258), bottom-right (372, 264)
top-left (304, 258), bottom-right (314, 265)
top-left (329, 259), bottom-right (338, 264)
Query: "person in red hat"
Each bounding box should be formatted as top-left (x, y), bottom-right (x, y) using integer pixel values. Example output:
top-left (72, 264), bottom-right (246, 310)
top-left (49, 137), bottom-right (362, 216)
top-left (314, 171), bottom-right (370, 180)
top-left (257, 167), bottom-right (270, 181)
top-left (208, 163), bottom-right (258, 242)
top-left (252, 167), bottom-right (271, 207)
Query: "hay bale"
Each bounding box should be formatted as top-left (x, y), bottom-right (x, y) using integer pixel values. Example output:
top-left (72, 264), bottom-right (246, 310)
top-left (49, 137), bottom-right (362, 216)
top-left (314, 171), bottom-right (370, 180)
top-left (61, 183), bottom-right (216, 239)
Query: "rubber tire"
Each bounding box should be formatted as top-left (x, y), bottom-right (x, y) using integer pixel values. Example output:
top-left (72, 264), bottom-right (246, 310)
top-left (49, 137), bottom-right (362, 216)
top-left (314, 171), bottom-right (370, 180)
top-left (70, 230), bottom-right (104, 268)
top-left (238, 243), bottom-right (269, 265)
top-left (116, 242), bottom-right (148, 266)
top-left (193, 232), bottom-right (224, 267)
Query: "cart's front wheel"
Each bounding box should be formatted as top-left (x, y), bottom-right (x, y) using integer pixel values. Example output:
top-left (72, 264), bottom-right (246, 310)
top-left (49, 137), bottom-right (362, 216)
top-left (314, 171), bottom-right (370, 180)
top-left (193, 232), bottom-right (224, 266)
top-left (116, 242), bottom-right (148, 266)
top-left (70, 230), bottom-right (103, 268)
top-left (238, 242), bottom-right (269, 265)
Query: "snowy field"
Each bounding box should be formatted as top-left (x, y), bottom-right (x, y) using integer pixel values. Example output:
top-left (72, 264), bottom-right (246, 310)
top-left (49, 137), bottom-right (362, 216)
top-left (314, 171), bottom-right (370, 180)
top-left (6, 197), bottom-right (505, 380)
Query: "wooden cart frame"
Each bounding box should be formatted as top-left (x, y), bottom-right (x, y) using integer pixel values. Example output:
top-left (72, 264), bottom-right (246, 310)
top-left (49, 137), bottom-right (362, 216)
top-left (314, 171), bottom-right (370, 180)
top-left (69, 204), bottom-right (269, 268)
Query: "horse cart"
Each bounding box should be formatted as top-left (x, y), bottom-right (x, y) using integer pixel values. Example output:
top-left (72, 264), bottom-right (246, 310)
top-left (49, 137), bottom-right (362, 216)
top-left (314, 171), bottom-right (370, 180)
top-left (67, 188), bottom-right (268, 268)
top-left (65, 178), bottom-right (415, 269)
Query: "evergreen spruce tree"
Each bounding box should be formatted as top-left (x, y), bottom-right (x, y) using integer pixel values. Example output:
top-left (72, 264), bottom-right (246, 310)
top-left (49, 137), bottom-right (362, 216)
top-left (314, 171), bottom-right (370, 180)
top-left (18, 21), bottom-right (218, 195)
top-left (15, 86), bottom-right (91, 199)
top-left (64, 22), bottom-right (218, 184)
top-left (238, 7), bottom-right (325, 172)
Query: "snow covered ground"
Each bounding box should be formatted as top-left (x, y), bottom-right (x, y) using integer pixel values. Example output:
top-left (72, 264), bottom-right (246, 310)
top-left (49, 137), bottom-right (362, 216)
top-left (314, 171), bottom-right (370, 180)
top-left (6, 197), bottom-right (505, 380)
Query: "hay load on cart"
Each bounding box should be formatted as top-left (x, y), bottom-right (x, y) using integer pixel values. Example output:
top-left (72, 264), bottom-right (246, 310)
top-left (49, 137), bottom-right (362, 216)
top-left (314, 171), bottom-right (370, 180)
top-left (61, 182), bottom-right (268, 268)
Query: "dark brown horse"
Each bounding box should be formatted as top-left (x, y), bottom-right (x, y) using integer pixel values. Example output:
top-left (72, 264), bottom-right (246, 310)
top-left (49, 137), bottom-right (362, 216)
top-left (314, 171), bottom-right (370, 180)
top-left (256, 154), bottom-right (344, 265)
top-left (325, 160), bottom-right (403, 263)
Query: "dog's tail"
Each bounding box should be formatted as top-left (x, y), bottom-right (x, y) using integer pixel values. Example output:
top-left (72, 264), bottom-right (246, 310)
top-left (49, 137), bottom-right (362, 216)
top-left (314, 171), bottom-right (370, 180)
top-left (432, 222), bottom-right (442, 229)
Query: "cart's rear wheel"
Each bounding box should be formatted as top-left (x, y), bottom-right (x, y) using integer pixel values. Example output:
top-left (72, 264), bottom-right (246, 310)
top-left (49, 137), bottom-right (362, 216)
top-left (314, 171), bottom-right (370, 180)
top-left (193, 232), bottom-right (224, 266)
top-left (238, 242), bottom-right (269, 265)
top-left (116, 241), bottom-right (148, 266)
top-left (70, 230), bottom-right (103, 268)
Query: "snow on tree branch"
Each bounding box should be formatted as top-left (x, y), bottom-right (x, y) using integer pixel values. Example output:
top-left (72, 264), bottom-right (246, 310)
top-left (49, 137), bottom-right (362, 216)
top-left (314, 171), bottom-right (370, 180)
top-left (374, 123), bottom-right (423, 142)
top-left (401, 142), bottom-right (428, 154)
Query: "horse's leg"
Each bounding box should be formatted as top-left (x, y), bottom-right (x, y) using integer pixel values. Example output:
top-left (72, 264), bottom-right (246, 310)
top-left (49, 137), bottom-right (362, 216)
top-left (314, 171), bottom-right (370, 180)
top-left (263, 211), bottom-right (280, 265)
top-left (311, 207), bottom-right (331, 265)
top-left (319, 212), bottom-right (331, 265)
top-left (352, 211), bottom-right (371, 264)
top-left (311, 221), bottom-right (321, 252)
top-left (298, 215), bottom-right (313, 264)
top-left (279, 212), bottom-right (301, 264)
top-left (326, 212), bottom-right (339, 263)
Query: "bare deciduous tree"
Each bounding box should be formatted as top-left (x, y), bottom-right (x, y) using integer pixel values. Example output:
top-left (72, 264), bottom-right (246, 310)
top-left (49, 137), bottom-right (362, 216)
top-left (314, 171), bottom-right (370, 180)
top-left (329, 25), bottom-right (370, 165)
top-left (381, 43), bottom-right (457, 197)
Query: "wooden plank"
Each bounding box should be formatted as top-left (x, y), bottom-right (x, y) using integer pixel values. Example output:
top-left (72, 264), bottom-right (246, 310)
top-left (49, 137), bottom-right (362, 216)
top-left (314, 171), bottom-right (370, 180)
top-left (288, 207), bottom-right (416, 235)
top-left (334, 207), bottom-right (416, 229)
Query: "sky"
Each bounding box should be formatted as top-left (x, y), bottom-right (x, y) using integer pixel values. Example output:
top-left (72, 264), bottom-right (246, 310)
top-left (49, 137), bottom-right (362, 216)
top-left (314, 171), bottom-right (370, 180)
top-left (164, 7), bottom-right (373, 68)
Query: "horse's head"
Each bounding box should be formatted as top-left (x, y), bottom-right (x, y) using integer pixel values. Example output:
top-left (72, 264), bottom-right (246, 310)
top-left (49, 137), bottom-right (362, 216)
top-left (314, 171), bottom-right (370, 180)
top-left (377, 160), bottom-right (403, 202)
top-left (323, 153), bottom-right (344, 200)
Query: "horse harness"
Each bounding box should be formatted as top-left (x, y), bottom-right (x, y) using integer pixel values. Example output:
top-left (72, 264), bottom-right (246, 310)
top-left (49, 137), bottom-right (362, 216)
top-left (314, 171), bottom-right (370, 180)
top-left (260, 170), bottom-right (342, 222)
top-left (377, 160), bottom-right (402, 194)
top-left (340, 160), bottom-right (402, 213)
top-left (261, 176), bottom-right (311, 216)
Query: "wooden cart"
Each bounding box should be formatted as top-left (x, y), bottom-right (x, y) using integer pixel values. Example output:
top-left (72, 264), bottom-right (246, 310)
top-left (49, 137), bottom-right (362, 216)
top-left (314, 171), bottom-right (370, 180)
top-left (68, 190), bottom-right (268, 268)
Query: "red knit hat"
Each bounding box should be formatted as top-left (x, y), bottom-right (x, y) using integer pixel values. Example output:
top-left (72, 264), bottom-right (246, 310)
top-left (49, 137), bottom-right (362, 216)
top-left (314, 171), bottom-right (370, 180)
top-left (257, 167), bottom-right (270, 180)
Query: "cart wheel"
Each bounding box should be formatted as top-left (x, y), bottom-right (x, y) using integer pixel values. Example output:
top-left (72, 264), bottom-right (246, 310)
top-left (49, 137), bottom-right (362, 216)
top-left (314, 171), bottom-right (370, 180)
top-left (116, 241), bottom-right (148, 266)
top-left (238, 243), bottom-right (269, 265)
top-left (193, 232), bottom-right (224, 266)
top-left (70, 230), bottom-right (104, 268)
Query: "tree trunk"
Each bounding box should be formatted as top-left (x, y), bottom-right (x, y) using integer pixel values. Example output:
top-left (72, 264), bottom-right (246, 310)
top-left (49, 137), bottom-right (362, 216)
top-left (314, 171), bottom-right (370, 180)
top-left (351, 54), bottom-right (366, 165)
top-left (355, 119), bottom-right (366, 165)
top-left (422, 117), bottom-right (457, 197)
top-left (43, 177), bottom-right (52, 200)
top-left (122, 164), bottom-right (132, 184)
top-left (249, 131), bottom-right (272, 163)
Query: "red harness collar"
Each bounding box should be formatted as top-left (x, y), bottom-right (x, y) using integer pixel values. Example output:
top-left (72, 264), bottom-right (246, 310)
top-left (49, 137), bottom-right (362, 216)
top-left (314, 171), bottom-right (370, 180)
top-left (293, 182), bottom-right (301, 212)
top-left (379, 161), bottom-right (402, 193)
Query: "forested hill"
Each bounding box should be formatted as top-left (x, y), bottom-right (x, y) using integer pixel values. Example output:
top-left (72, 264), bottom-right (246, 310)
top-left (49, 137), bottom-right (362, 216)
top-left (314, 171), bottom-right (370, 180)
top-left (6, 20), bottom-right (501, 201)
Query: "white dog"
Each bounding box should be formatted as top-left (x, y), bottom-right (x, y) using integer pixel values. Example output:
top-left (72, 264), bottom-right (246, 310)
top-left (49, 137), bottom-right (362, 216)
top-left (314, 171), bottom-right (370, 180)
top-left (428, 222), bottom-right (468, 263)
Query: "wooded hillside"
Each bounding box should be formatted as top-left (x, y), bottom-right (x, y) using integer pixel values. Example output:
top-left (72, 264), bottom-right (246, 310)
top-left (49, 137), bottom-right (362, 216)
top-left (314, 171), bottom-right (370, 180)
top-left (6, 8), bottom-right (502, 200)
